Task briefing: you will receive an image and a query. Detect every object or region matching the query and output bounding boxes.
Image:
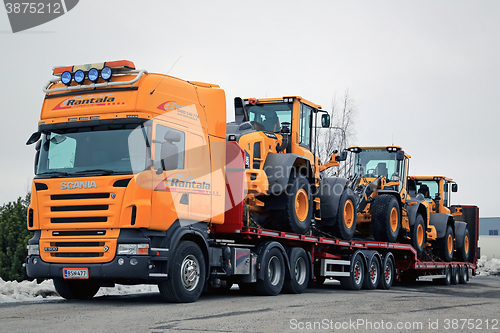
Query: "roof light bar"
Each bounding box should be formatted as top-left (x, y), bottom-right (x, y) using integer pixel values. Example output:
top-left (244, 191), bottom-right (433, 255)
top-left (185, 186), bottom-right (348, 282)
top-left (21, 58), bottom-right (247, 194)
top-left (88, 68), bottom-right (99, 83)
top-left (61, 71), bottom-right (72, 85)
top-left (74, 70), bottom-right (85, 84)
top-left (101, 66), bottom-right (112, 81)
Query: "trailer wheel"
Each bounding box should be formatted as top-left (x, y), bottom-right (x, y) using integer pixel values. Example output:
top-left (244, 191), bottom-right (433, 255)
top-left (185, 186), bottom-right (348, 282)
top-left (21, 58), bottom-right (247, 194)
top-left (378, 255), bottom-right (394, 290)
top-left (451, 265), bottom-right (460, 285)
top-left (440, 266), bottom-right (451, 286)
top-left (456, 228), bottom-right (470, 262)
top-left (438, 225), bottom-right (455, 262)
top-left (371, 195), bottom-right (401, 242)
top-left (340, 253), bottom-right (364, 291)
top-left (53, 278), bottom-right (101, 300)
top-left (271, 174), bottom-right (312, 235)
top-left (254, 247), bottom-right (285, 296)
top-left (459, 265), bottom-right (468, 284)
top-left (410, 214), bottom-right (426, 258)
top-left (283, 248), bottom-right (310, 294)
top-left (363, 255), bottom-right (380, 290)
top-left (332, 189), bottom-right (358, 240)
top-left (158, 241), bottom-right (205, 303)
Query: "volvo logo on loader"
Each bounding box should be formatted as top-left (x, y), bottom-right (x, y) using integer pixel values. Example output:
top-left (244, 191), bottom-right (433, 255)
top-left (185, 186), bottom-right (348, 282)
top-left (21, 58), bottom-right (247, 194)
top-left (60, 181), bottom-right (97, 190)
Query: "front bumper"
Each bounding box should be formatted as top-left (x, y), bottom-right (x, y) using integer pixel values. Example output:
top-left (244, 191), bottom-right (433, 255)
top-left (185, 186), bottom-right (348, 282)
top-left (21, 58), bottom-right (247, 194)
top-left (26, 254), bottom-right (158, 280)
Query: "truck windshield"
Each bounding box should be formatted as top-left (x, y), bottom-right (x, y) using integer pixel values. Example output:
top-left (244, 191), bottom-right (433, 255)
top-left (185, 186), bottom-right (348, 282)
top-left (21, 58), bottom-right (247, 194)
top-left (353, 149), bottom-right (399, 179)
top-left (246, 102), bottom-right (292, 133)
top-left (36, 123), bottom-right (149, 177)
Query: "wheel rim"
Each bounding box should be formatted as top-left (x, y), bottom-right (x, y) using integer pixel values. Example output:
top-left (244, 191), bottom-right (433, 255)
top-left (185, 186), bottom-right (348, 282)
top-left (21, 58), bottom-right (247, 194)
top-left (354, 261), bottom-right (362, 284)
top-left (268, 256), bottom-right (282, 286)
top-left (294, 189), bottom-right (309, 222)
top-left (180, 254), bottom-right (200, 292)
top-left (447, 233), bottom-right (453, 255)
top-left (294, 257), bottom-right (307, 285)
top-left (385, 263), bottom-right (392, 283)
top-left (344, 200), bottom-right (354, 229)
top-left (464, 235), bottom-right (469, 255)
top-left (390, 207), bottom-right (398, 232)
top-left (370, 262), bottom-right (378, 283)
top-left (417, 223), bottom-right (424, 247)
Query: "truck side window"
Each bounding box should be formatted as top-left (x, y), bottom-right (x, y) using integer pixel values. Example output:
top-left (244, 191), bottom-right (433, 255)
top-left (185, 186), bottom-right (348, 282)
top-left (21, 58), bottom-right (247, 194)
top-left (154, 125), bottom-right (185, 170)
top-left (299, 104), bottom-right (312, 148)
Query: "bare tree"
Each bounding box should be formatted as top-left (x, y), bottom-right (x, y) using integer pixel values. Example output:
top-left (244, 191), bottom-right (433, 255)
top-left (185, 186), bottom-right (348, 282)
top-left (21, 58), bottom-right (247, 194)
top-left (316, 89), bottom-right (357, 178)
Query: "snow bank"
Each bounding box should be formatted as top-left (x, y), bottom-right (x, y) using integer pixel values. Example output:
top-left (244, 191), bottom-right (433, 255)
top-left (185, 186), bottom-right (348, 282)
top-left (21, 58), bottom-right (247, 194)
top-left (0, 277), bottom-right (158, 303)
top-left (477, 256), bottom-right (500, 276)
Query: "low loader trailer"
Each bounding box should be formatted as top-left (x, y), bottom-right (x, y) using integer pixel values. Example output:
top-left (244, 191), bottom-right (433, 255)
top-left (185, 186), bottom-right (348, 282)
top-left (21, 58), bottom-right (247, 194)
top-left (25, 61), bottom-right (478, 302)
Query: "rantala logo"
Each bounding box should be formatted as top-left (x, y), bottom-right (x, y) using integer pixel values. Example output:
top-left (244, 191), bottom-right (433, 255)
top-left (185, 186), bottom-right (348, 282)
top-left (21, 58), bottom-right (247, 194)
top-left (60, 181), bottom-right (97, 190)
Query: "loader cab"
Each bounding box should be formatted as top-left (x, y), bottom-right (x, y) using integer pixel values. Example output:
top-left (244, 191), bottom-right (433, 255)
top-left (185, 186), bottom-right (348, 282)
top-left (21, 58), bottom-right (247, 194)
top-left (413, 176), bottom-right (458, 213)
top-left (348, 146), bottom-right (409, 193)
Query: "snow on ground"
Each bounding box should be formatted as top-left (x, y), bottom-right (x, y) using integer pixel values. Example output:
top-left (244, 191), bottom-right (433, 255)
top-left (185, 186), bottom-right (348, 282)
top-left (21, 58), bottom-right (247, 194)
top-left (1, 257), bottom-right (499, 303)
top-left (477, 256), bottom-right (500, 276)
top-left (0, 278), bottom-right (158, 303)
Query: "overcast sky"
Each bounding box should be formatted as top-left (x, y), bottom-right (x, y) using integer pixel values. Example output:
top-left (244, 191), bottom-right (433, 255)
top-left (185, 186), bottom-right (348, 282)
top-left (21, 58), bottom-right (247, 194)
top-left (0, 1), bottom-right (499, 217)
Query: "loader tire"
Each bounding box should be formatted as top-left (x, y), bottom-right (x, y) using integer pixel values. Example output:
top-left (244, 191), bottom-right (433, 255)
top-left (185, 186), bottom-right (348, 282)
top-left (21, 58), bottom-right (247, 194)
top-left (332, 189), bottom-right (357, 240)
top-left (456, 228), bottom-right (470, 262)
top-left (410, 214), bottom-right (426, 258)
top-left (270, 173), bottom-right (312, 235)
top-left (438, 225), bottom-right (455, 262)
top-left (371, 195), bottom-right (401, 242)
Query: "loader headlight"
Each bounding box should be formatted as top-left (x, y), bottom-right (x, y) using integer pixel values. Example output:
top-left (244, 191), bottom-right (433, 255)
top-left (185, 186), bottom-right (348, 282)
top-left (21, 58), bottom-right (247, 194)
top-left (117, 244), bottom-right (149, 255)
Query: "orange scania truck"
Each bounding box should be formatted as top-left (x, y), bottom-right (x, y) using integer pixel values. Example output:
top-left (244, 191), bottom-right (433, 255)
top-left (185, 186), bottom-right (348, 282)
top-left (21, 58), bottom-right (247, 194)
top-left (26, 60), bottom-right (478, 302)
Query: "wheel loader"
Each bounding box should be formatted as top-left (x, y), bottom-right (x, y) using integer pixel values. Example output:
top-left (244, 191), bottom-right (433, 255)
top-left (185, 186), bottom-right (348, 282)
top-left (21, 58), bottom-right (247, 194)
top-left (410, 176), bottom-right (470, 262)
top-left (343, 146), bottom-right (466, 261)
top-left (226, 97), bottom-right (356, 237)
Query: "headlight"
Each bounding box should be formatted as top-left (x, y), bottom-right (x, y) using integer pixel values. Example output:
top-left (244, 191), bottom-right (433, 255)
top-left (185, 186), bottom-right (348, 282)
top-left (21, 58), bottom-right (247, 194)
top-left (117, 244), bottom-right (149, 255)
top-left (27, 244), bottom-right (39, 256)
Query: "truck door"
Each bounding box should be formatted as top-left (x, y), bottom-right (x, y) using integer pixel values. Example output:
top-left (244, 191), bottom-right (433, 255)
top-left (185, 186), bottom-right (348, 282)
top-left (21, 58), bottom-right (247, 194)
top-left (151, 120), bottom-right (212, 227)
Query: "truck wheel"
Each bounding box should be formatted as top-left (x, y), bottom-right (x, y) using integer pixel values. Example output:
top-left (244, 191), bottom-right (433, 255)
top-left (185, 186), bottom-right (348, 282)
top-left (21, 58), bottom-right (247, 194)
top-left (158, 241), bottom-right (205, 303)
top-left (459, 266), bottom-right (468, 284)
top-left (378, 255), bottom-right (394, 290)
top-left (410, 214), bottom-right (426, 258)
top-left (340, 253), bottom-right (364, 290)
top-left (438, 225), bottom-right (455, 262)
top-left (363, 255), bottom-right (380, 290)
top-left (456, 228), bottom-right (470, 262)
top-left (451, 265), bottom-right (460, 285)
top-left (283, 248), bottom-right (310, 294)
top-left (440, 266), bottom-right (451, 286)
top-left (254, 247), bottom-right (285, 296)
top-left (53, 278), bottom-right (101, 300)
top-left (271, 174), bottom-right (312, 235)
top-left (333, 189), bottom-right (358, 240)
top-left (371, 195), bottom-right (401, 242)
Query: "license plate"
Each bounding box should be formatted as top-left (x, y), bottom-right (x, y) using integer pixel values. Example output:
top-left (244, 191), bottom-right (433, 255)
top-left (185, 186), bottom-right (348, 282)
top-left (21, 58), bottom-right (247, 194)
top-left (63, 268), bottom-right (89, 279)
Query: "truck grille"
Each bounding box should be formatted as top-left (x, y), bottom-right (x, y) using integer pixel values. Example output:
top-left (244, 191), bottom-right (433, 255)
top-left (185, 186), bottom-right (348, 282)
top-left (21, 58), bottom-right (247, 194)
top-left (40, 237), bottom-right (116, 263)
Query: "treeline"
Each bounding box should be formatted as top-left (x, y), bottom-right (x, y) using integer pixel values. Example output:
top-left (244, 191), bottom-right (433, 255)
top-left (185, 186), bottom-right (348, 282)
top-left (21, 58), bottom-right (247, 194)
top-left (0, 194), bottom-right (32, 281)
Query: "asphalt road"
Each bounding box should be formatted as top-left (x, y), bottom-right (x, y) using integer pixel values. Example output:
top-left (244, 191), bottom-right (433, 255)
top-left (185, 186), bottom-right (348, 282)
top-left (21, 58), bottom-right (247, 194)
top-left (1, 276), bottom-right (499, 333)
